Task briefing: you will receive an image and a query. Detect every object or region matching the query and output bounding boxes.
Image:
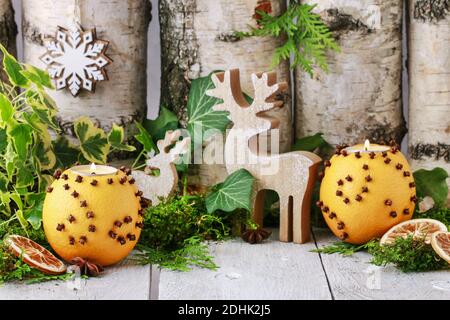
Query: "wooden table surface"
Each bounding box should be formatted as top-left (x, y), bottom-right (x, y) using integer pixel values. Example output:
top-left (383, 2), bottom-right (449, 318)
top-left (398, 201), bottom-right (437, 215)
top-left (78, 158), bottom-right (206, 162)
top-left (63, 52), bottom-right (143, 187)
top-left (1, 228), bottom-right (449, 300)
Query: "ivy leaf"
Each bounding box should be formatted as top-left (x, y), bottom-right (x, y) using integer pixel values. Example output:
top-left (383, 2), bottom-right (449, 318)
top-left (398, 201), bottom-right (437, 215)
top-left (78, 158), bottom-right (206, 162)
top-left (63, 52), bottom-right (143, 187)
top-left (187, 74), bottom-right (230, 144)
top-left (16, 209), bottom-right (29, 230)
top-left (292, 133), bottom-right (332, 152)
top-left (8, 122), bottom-right (32, 160)
top-left (16, 162), bottom-right (34, 188)
top-left (205, 169), bottom-right (255, 213)
top-left (26, 97), bottom-right (60, 131)
top-left (144, 106), bottom-right (179, 141)
top-left (0, 44), bottom-right (28, 87)
top-left (0, 172), bottom-right (8, 192)
top-left (135, 121), bottom-right (157, 153)
top-left (0, 127), bottom-right (7, 153)
top-left (74, 117), bottom-right (109, 164)
top-left (20, 65), bottom-right (54, 89)
top-left (108, 123), bottom-right (136, 152)
top-left (5, 142), bottom-right (16, 179)
top-left (414, 168), bottom-right (449, 208)
top-left (24, 201), bottom-right (43, 230)
top-left (0, 93), bottom-right (14, 125)
top-left (32, 130), bottom-right (57, 171)
top-left (52, 136), bottom-right (80, 168)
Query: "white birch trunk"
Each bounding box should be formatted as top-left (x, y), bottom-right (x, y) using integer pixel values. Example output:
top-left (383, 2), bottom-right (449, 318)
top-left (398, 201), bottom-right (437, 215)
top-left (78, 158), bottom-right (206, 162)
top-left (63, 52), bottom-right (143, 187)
top-left (159, 0), bottom-right (292, 187)
top-left (407, 0), bottom-right (450, 201)
top-left (295, 0), bottom-right (406, 146)
top-left (22, 0), bottom-right (151, 135)
top-left (0, 0), bottom-right (17, 82)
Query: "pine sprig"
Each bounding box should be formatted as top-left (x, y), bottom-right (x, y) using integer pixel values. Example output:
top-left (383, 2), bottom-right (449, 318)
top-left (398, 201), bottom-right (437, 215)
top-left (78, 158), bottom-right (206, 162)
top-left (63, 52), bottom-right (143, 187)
top-left (237, 3), bottom-right (339, 75)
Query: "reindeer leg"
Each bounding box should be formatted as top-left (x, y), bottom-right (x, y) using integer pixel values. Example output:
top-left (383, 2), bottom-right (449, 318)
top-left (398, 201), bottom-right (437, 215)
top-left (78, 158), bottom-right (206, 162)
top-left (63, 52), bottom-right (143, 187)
top-left (252, 189), bottom-right (265, 227)
top-left (279, 196), bottom-right (293, 242)
top-left (293, 192), bottom-right (311, 244)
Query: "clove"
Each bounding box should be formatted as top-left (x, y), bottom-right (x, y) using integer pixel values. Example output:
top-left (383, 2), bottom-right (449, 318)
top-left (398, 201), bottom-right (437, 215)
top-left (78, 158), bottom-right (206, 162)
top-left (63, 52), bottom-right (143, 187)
top-left (316, 200), bottom-right (323, 208)
top-left (61, 174), bottom-right (68, 180)
top-left (53, 169), bottom-right (62, 179)
top-left (75, 175), bottom-right (83, 183)
top-left (403, 208), bottom-right (410, 215)
top-left (69, 236), bottom-right (75, 245)
top-left (138, 209), bottom-right (144, 217)
top-left (90, 179), bottom-right (98, 186)
top-left (114, 220), bottom-right (123, 228)
top-left (117, 236), bottom-right (126, 245)
top-left (88, 225), bottom-right (96, 232)
top-left (395, 163), bottom-right (403, 170)
top-left (384, 158), bottom-right (391, 164)
top-left (79, 236), bottom-right (87, 245)
top-left (135, 221), bottom-right (144, 229)
top-left (382, 151), bottom-right (388, 158)
top-left (47, 186), bottom-right (53, 193)
top-left (410, 195), bottom-right (417, 203)
top-left (355, 152), bottom-right (361, 158)
top-left (119, 176), bottom-right (127, 184)
top-left (107, 178), bottom-right (114, 184)
top-left (324, 160), bottom-right (331, 167)
top-left (109, 231), bottom-right (117, 239)
top-left (337, 179), bottom-right (344, 186)
top-left (403, 171), bottom-right (411, 177)
top-left (369, 152), bottom-right (376, 159)
top-left (343, 198), bottom-right (350, 204)
top-left (80, 200), bottom-right (88, 207)
top-left (63, 184), bottom-right (70, 190)
top-left (71, 190), bottom-right (79, 198)
top-left (355, 195), bottom-right (362, 202)
top-left (336, 190), bottom-right (343, 197)
top-left (345, 175), bottom-right (352, 182)
top-left (323, 206), bottom-right (329, 213)
top-left (390, 211), bottom-right (397, 218)
top-left (123, 216), bottom-right (133, 224)
top-left (86, 211), bottom-right (95, 219)
top-left (341, 150), bottom-right (348, 157)
top-left (384, 199), bottom-right (392, 206)
top-left (56, 223), bottom-right (65, 231)
top-left (127, 234), bottom-right (136, 241)
top-left (409, 182), bottom-right (415, 188)
top-left (328, 212), bottom-right (337, 219)
top-left (68, 215), bottom-right (76, 223)
top-left (362, 164), bottom-right (369, 170)
top-left (135, 190), bottom-right (143, 197)
top-left (339, 232), bottom-right (348, 240)
top-left (337, 222), bottom-right (345, 230)
top-left (365, 175), bottom-right (372, 182)
top-left (128, 177), bottom-right (136, 184)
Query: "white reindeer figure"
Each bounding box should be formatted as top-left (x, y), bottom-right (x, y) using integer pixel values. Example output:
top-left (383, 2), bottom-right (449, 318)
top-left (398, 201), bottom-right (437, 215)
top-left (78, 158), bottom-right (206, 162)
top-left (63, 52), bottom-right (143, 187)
top-left (207, 69), bottom-right (321, 243)
top-left (132, 130), bottom-right (190, 206)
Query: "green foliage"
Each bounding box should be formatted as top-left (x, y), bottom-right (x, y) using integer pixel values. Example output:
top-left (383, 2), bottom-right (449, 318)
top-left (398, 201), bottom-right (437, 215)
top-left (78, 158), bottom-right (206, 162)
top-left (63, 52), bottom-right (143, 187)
top-left (135, 236), bottom-right (217, 272)
top-left (413, 168), bottom-right (449, 208)
top-left (206, 169), bottom-right (255, 214)
top-left (0, 46), bottom-right (133, 268)
top-left (368, 236), bottom-right (448, 272)
top-left (236, 3), bottom-right (339, 74)
top-left (186, 74), bottom-right (230, 145)
top-left (312, 240), bottom-right (377, 256)
top-left (143, 106), bottom-right (179, 141)
top-left (414, 207), bottom-right (450, 229)
top-left (107, 123), bottom-right (136, 152)
top-left (292, 133), bottom-right (332, 153)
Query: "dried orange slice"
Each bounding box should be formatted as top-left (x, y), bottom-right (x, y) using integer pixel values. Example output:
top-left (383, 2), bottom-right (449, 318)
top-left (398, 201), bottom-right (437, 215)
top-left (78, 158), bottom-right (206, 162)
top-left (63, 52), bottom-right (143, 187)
top-left (380, 219), bottom-right (447, 246)
top-left (5, 235), bottom-right (67, 275)
top-left (431, 231), bottom-right (450, 264)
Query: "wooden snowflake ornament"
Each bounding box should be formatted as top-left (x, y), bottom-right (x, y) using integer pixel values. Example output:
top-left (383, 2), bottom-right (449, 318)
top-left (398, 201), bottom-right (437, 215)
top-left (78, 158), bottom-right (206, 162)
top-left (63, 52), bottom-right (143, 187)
top-left (40, 26), bottom-right (112, 96)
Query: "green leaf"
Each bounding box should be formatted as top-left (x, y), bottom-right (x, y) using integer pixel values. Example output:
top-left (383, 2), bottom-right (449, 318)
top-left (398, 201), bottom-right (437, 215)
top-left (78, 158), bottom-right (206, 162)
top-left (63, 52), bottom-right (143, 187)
top-left (20, 65), bottom-right (54, 89)
top-left (108, 123), bottom-right (136, 152)
top-left (27, 99), bottom-right (60, 131)
top-left (24, 201), bottom-right (43, 230)
top-left (32, 130), bottom-right (56, 171)
top-left (413, 168), bottom-right (449, 208)
top-left (187, 74), bottom-right (230, 144)
top-left (16, 161), bottom-right (35, 188)
top-left (0, 127), bottom-right (7, 153)
top-left (205, 169), bottom-right (255, 213)
top-left (8, 122), bottom-right (32, 160)
top-left (292, 133), bottom-right (332, 152)
top-left (0, 172), bottom-right (8, 192)
top-left (135, 121), bottom-right (157, 153)
top-left (73, 117), bottom-right (110, 164)
top-left (5, 142), bottom-right (16, 179)
top-left (16, 210), bottom-right (29, 230)
top-left (52, 136), bottom-right (80, 168)
top-left (143, 106), bottom-right (179, 141)
top-left (0, 44), bottom-right (28, 87)
top-left (0, 93), bottom-right (14, 125)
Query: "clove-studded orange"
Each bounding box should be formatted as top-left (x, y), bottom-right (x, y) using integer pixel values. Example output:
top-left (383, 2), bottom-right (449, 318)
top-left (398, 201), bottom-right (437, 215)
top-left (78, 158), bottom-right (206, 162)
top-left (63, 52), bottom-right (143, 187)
top-left (319, 144), bottom-right (416, 244)
top-left (43, 168), bottom-right (144, 266)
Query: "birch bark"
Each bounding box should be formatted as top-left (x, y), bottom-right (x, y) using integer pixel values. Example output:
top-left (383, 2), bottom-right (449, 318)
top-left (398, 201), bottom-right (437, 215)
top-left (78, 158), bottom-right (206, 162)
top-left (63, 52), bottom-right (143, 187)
top-left (0, 0), bottom-right (17, 82)
top-left (407, 0), bottom-right (450, 200)
top-left (159, 0), bottom-right (292, 187)
top-left (22, 0), bottom-right (151, 135)
top-left (295, 0), bottom-right (406, 146)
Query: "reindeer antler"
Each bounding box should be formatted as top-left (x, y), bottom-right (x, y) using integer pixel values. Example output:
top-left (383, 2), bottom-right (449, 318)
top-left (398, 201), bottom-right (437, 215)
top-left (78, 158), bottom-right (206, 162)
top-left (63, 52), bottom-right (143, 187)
top-left (206, 69), bottom-right (249, 112)
top-left (157, 130), bottom-right (181, 154)
top-left (250, 72), bottom-right (287, 114)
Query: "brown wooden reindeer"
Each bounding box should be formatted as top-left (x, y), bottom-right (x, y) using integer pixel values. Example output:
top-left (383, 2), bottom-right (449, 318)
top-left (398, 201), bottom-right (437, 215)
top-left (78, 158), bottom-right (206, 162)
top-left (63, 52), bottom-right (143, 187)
top-left (207, 69), bottom-right (321, 243)
top-left (132, 130), bottom-right (190, 206)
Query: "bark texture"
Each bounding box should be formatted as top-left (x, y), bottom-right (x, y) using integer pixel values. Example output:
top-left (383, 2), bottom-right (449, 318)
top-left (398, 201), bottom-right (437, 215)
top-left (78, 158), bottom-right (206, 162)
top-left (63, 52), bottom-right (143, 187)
top-left (295, 0), bottom-right (406, 146)
top-left (159, 0), bottom-right (292, 187)
top-left (0, 0), bottom-right (17, 82)
top-left (407, 0), bottom-right (450, 197)
top-left (22, 0), bottom-right (151, 135)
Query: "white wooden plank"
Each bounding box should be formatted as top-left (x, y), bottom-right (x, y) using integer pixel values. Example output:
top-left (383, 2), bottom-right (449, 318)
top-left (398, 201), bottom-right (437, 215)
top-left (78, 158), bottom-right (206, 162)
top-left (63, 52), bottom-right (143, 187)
top-left (158, 230), bottom-right (332, 300)
top-left (314, 229), bottom-right (450, 300)
top-left (0, 257), bottom-right (152, 300)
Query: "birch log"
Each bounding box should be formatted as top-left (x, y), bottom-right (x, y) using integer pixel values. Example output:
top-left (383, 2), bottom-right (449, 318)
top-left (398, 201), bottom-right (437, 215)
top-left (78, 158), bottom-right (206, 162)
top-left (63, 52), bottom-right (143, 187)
top-left (0, 0), bottom-right (16, 82)
top-left (22, 0), bottom-right (151, 134)
top-left (159, 0), bottom-right (292, 187)
top-left (408, 0), bottom-right (450, 200)
top-left (295, 0), bottom-right (406, 146)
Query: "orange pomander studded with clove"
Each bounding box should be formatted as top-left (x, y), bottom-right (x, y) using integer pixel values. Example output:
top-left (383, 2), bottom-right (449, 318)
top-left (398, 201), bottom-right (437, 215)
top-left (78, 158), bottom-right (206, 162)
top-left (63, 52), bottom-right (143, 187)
top-left (43, 168), bottom-right (145, 266)
top-left (319, 144), bottom-right (416, 244)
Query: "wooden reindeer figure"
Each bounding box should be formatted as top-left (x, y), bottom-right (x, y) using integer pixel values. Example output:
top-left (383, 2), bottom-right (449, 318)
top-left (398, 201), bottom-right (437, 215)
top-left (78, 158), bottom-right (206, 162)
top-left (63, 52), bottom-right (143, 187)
top-left (132, 130), bottom-right (190, 206)
top-left (207, 69), bottom-right (322, 243)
